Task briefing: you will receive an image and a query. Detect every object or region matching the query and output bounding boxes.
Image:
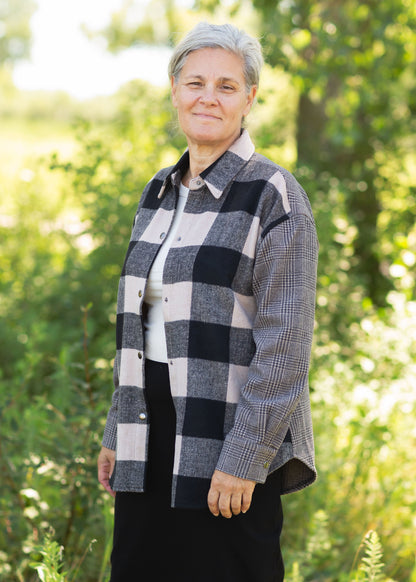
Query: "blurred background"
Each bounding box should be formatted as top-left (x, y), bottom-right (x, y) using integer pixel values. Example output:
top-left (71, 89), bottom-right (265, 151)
top-left (0, 0), bottom-right (415, 580)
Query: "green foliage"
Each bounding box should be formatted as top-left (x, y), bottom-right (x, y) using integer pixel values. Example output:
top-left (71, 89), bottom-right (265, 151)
top-left (29, 532), bottom-right (100, 582)
top-left (30, 534), bottom-right (67, 582)
top-left (359, 531), bottom-right (385, 582)
top-left (251, 0), bottom-right (416, 306)
top-left (285, 525), bottom-right (399, 582)
top-left (0, 0), bottom-right (36, 64)
top-left (0, 303), bottom-right (114, 581)
top-left (285, 510), bottom-right (334, 579)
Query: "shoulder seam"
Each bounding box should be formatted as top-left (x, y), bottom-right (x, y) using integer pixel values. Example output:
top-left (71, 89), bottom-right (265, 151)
top-left (261, 212), bottom-right (316, 240)
top-left (261, 214), bottom-right (290, 239)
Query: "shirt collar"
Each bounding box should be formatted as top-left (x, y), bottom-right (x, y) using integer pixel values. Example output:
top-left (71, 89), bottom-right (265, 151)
top-left (157, 130), bottom-right (255, 200)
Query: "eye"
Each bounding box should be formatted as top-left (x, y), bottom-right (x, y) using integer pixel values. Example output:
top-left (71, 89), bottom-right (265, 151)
top-left (188, 81), bottom-right (203, 87)
top-left (220, 84), bottom-right (236, 92)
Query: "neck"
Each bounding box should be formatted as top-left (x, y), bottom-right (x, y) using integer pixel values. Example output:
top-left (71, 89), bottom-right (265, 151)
top-left (183, 147), bottom-right (221, 186)
top-left (183, 132), bottom-right (241, 186)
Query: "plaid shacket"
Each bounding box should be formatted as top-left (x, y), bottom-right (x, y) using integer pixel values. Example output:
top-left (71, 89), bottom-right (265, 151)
top-left (103, 130), bottom-right (318, 508)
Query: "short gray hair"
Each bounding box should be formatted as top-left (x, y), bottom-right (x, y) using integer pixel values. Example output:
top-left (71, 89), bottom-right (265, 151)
top-left (168, 22), bottom-right (263, 92)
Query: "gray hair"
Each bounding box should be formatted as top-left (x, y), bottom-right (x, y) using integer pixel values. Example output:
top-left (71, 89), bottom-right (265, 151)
top-left (168, 22), bottom-right (263, 92)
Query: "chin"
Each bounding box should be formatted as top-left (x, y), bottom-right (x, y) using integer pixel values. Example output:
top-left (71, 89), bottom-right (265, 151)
top-left (189, 131), bottom-right (222, 145)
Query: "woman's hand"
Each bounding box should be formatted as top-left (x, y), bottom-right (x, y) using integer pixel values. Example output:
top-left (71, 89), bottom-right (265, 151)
top-left (98, 446), bottom-right (116, 497)
top-left (207, 470), bottom-right (256, 518)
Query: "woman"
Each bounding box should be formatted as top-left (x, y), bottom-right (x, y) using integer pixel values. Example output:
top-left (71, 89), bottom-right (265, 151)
top-left (98, 22), bottom-right (318, 582)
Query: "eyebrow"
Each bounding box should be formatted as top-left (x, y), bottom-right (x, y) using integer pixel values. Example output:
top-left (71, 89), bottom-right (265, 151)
top-left (183, 74), bottom-right (241, 86)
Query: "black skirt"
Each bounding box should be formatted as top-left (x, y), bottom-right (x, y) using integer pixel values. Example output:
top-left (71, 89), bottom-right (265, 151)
top-left (110, 359), bottom-right (284, 582)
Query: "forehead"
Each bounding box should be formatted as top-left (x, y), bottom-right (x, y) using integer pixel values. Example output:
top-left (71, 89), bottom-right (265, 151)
top-left (181, 47), bottom-right (245, 80)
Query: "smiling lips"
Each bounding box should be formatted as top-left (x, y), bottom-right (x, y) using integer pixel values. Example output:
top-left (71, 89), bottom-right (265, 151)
top-left (193, 112), bottom-right (221, 121)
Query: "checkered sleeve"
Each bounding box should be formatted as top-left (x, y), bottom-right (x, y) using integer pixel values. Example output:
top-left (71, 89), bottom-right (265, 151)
top-left (216, 211), bottom-right (318, 482)
top-left (102, 353), bottom-right (120, 450)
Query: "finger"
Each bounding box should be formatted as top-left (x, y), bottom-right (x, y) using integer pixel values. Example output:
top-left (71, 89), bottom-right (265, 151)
top-left (100, 478), bottom-right (116, 497)
top-left (231, 493), bottom-right (243, 516)
top-left (98, 467), bottom-right (116, 497)
top-left (99, 476), bottom-right (109, 490)
top-left (241, 489), bottom-right (254, 514)
top-left (218, 494), bottom-right (233, 519)
top-left (106, 485), bottom-right (116, 498)
top-left (98, 466), bottom-right (111, 483)
top-left (207, 488), bottom-right (220, 517)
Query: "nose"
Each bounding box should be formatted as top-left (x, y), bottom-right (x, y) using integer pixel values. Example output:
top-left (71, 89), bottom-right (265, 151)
top-left (199, 84), bottom-right (218, 105)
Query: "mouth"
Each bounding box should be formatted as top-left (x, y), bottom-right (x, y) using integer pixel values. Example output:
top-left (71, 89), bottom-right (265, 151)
top-left (193, 113), bottom-right (221, 121)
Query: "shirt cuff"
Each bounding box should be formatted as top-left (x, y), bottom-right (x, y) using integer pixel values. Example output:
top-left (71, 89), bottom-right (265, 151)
top-left (102, 423), bottom-right (117, 451)
top-left (215, 435), bottom-right (277, 483)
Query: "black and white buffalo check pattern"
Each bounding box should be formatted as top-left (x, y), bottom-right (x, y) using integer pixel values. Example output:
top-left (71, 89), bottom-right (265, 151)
top-left (103, 130), bottom-right (319, 508)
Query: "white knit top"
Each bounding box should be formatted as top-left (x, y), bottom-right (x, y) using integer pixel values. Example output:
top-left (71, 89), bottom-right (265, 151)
top-left (143, 182), bottom-right (189, 362)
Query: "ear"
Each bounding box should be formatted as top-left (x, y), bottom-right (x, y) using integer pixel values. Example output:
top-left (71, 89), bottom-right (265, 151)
top-left (171, 76), bottom-right (178, 109)
top-left (243, 85), bottom-right (257, 117)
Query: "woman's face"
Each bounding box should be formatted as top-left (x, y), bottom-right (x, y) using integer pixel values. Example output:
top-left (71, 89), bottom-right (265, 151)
top-left (171, 47), bottom-right (257, 153)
